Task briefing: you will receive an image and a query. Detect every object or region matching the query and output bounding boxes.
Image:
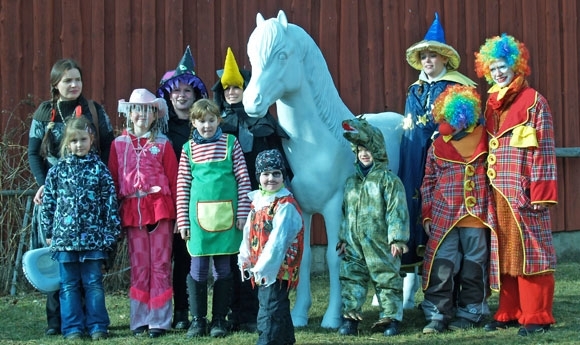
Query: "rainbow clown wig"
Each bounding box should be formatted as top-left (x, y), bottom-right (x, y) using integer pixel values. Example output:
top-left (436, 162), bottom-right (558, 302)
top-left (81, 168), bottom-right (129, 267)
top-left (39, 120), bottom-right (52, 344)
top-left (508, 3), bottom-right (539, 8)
top-left (432, 84), bottom-right (481, 133)
top-left (474, 33), bottom-right (531, 84)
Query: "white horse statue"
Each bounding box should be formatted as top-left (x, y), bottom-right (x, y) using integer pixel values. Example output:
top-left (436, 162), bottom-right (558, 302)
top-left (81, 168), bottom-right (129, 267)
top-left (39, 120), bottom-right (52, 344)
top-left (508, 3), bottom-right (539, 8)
top-left (243, 10), bottom-right (404, 328)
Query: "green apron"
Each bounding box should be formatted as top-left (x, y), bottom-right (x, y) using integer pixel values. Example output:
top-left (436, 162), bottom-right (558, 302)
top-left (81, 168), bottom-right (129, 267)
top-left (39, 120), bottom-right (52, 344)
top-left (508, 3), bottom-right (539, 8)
top-left (183, 134), bottom-right (242, 256)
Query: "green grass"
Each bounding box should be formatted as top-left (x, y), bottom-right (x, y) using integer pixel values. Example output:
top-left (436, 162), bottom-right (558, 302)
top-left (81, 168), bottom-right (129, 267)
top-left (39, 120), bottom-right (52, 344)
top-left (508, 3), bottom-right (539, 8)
top-left (1, 261), bottom-right (579, 344)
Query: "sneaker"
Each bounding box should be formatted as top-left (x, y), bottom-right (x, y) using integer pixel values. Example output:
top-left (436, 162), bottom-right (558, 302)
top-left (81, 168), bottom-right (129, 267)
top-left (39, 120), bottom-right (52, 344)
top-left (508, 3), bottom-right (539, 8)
top-left (423, 320), bottom-right (447, 334)
top-left (338, 318), bottom-right (359, 336)
top-left (187, 317), bottom-right (208, 338)
top-left (383, 320), bottom-right (400, 336)
top-left (517, 324), bottom-right (550, 336)
top-left (371, 317), bottom-right (392, 332)
top-left (174, 320), bottom-right (189, 330)
top-left (148, 328), bottom-right (166, 338)
top-left (91, 331), bottom-right (108, 340)
top-left (239, 322), bottom-right (257, 333)
top-left (448, 317), bottom-right (478, 331)
top-left (64, 332), bottom-right (82, 340)
top-left (132, 325), bottom-right (148, 336)
top-left (483, 319), bottom-right (519, 332)
top-left (45, 328), bottom-right (60, 336)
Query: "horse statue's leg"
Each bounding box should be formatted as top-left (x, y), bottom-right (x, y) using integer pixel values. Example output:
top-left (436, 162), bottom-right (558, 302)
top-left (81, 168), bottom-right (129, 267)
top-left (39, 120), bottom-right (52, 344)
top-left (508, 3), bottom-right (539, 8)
top-left (320, 195), bottom-right (343, 329)
top-left (291, 212), bottom-right (312, 327)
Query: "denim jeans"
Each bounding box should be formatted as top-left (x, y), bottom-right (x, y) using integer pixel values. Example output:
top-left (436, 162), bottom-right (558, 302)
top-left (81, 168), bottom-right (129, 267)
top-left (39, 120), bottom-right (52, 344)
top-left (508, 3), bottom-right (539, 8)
top-left (56, 251), bottom-right (109, 337)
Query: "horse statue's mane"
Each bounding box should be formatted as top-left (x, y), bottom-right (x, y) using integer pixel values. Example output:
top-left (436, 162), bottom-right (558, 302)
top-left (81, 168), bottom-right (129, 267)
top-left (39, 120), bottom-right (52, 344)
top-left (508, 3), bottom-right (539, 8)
top-left (244, 10), bottom-right (404, 329)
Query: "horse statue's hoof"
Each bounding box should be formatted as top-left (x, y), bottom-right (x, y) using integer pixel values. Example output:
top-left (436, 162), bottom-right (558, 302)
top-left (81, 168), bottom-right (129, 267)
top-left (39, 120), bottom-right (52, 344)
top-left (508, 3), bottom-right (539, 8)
top-left (291, 311), bottom-right (308, 327)
top-left (321, 313), bottom-right (342, 329)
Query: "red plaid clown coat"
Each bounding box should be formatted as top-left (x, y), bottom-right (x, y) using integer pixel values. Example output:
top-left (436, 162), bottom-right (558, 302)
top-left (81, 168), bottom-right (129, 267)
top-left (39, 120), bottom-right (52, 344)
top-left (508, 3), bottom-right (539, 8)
top-left (485, 87), bottom-right (558, 286)
top-left (420, 125), bottom-right (499, 290)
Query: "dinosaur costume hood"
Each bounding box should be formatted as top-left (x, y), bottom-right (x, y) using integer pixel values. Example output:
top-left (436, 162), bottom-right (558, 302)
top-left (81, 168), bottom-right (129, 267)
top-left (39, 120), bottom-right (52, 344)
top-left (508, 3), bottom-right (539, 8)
top-left (342, 117), bottom-right (389, 167)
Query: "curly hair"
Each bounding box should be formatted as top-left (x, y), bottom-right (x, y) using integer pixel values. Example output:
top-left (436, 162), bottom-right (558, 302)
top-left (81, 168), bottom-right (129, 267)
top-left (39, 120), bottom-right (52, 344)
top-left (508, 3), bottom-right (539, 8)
top-left (432, 84), bottom-right (481, 131)
top-left (474, 33), bottom-right (531, 84)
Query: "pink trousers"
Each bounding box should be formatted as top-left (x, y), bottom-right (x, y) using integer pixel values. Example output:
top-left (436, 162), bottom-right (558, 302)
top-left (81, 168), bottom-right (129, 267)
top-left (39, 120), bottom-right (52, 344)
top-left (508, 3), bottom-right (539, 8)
top-left (127, 219), bottom-right (173, 331)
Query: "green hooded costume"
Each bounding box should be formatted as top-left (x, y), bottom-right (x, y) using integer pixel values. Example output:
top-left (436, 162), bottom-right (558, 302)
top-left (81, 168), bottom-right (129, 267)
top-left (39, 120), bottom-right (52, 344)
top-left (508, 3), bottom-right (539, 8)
top-left (339, 117), bottom-right (410, 322)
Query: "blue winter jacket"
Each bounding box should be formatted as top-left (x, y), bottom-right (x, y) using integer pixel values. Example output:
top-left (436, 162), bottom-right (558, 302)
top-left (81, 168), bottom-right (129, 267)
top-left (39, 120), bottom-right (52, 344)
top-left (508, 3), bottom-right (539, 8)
top-left (41, 152), bottom-right (121, 252)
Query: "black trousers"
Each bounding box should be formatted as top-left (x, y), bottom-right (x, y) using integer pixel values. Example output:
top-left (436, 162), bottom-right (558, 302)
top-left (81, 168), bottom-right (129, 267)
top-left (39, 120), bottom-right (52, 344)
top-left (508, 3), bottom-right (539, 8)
top-left (229, 254), bottom-right (259, 326)
top-left (46, 290), bottom-right (61, 330)
top-left (257, 280), bottom-right (295, 345)
top-left (173, 233), bottom-right (191, 313)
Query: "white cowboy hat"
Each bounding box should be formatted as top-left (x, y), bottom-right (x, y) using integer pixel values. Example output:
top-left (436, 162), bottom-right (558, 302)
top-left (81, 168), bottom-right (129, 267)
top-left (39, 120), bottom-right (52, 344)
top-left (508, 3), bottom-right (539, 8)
top-left (22, 247), bottom-right (60, 293)
top-left (118, 88), bottom-right (168, 120)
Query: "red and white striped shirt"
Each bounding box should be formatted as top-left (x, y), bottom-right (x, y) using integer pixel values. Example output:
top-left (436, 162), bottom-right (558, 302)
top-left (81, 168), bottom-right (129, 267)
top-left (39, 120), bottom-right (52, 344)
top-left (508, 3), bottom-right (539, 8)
top-left (176, 134), bottom-right (251, 232)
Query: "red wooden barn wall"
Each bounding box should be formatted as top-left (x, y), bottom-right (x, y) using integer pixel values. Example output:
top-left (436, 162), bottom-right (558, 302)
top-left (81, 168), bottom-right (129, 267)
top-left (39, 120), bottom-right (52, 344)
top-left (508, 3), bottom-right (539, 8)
top-left (0, 0), bottom-right (578, 245)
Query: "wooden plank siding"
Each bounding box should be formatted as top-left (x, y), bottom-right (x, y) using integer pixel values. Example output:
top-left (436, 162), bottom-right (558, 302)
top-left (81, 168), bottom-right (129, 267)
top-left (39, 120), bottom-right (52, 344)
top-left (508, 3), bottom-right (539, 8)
top-left (0, 0), bottom-right (578, 245)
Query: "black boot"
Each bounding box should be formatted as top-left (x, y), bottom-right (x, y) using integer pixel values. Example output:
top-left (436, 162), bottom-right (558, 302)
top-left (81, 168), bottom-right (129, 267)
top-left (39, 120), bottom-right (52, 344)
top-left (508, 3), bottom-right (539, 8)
top-left (186, 275), bottom-right (208, 338)
top-left (173, 309), bottom-right (190, 330)
top-left (210, 274), bottom-right (233, 338)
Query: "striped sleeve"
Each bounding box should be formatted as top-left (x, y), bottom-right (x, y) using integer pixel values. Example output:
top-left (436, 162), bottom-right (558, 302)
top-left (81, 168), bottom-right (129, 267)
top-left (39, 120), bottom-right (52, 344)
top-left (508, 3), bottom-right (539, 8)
top-left (176, 141), bottom-right (192, 232)
top-left (231, 138), bottom-right (252, 218)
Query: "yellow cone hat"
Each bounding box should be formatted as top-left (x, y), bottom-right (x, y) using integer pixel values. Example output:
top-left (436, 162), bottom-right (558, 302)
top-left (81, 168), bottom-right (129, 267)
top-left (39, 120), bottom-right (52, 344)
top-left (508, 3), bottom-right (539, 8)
top-left (220, 47), bottom-right (244, 90)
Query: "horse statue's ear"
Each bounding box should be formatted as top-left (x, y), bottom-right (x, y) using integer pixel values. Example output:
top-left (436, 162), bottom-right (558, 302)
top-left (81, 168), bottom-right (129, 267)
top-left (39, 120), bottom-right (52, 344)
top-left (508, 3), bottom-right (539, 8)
top-left (256, 13), bottom-right (265, 25)
top-left (277, 10), bottom-right (288, 28)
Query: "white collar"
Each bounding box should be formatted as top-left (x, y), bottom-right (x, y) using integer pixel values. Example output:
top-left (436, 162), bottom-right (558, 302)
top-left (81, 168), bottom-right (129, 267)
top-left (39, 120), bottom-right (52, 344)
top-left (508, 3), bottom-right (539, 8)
top-left (419, 67), bottom-right (448, 83)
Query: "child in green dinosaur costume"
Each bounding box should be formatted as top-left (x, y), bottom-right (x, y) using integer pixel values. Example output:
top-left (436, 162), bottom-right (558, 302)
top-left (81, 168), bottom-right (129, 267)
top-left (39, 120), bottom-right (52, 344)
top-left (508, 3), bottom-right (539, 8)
top-left (337, 117), bottom-right (410, 337)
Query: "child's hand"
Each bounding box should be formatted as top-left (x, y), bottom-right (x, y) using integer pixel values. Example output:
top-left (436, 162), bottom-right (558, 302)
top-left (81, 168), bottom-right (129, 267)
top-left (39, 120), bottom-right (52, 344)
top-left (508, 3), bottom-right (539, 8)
top-left (424, 220), bottom-right (432, 236)
top-left (34, 185), bottom-right (45, 205)
top-left (236, 218), bottom-right (246, 231)
top-left (238, 256), bottom-right (252, 281)
top-left (180, 228), bottom-right (190, 240)
top-left (335, 241), bottom-right (346, 256)
top-left (391, 243), bottom-right (408, 257)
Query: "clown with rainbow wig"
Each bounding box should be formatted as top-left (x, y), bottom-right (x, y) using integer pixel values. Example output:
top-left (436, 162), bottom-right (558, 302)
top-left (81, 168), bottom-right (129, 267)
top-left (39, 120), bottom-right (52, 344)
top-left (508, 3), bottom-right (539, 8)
top-left (475, 33), bottom-right (558, 337)
top-left (420, 85), bottom-right (498, 334)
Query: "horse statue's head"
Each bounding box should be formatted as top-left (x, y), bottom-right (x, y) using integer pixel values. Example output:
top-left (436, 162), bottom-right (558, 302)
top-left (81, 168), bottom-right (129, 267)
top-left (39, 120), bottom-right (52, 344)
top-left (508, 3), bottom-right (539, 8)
top-left (243, 11), bottom-right (310, 118)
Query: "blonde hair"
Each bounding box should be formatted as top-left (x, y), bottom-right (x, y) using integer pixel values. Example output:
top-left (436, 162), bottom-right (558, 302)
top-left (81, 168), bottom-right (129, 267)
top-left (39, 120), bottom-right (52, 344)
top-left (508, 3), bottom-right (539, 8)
top-left (189, 98), bottom-right (221, 122)
top-left (59, 116), bottom-right (94, 158)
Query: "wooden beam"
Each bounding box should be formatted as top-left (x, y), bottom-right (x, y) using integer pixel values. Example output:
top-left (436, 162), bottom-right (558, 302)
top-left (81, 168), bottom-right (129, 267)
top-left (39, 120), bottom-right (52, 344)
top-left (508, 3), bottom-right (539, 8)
top-left (556, 147), bottom-right (580, 158)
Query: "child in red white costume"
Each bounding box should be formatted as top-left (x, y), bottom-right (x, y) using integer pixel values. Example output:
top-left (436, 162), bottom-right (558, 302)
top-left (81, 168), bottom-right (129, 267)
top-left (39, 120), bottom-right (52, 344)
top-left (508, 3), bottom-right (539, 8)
top-left (238, 149), bottom-right (304, 345)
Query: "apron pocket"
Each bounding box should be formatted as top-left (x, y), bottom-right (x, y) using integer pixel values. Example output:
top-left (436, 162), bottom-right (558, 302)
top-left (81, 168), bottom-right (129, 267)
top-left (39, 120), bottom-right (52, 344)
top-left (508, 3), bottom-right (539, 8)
top-left (197, 200), bottom-right (234, 231)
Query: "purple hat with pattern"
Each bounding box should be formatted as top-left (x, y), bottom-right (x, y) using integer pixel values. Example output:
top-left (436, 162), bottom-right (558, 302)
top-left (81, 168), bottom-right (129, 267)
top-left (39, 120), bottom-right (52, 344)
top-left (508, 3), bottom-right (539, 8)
top-left (156, 46), bottom-right (208, 99)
